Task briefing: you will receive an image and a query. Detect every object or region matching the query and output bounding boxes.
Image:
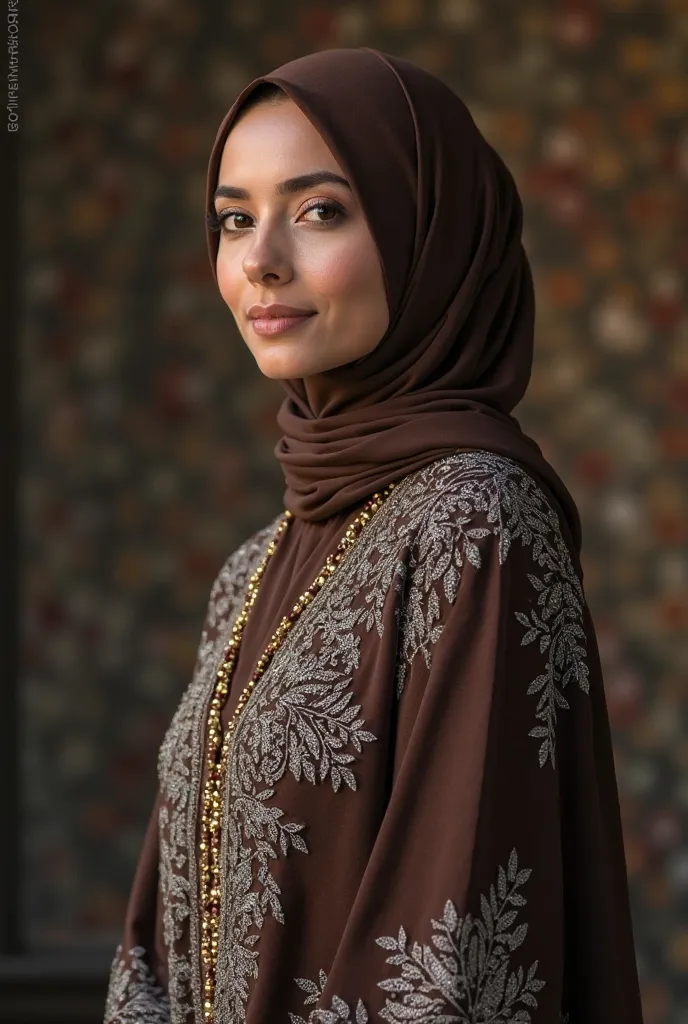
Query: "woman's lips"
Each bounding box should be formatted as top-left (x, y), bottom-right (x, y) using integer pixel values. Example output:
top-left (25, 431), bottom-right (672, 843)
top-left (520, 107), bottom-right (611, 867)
top-left (250, 313), bottom-right (316, 336)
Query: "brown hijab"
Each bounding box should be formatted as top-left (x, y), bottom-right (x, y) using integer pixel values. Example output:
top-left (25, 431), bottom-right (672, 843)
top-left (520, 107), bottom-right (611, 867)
top-left (204, 46), bottom-right (583, 559)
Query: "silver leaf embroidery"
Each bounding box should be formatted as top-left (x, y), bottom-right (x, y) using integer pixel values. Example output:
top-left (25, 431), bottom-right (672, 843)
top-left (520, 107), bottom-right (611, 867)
top-left (104, 944), bottom-right (171, 1023)
top-left (290, 970), bottom-right (369, 1024)
top-left (374, 848), bottom-right (543, 1022)
top-left (212, 551), bottom-right (386, 1020)
top-left (292, 850), bottom-right (567, 1024)
top-left (392, 452), bottom-right (589, 768)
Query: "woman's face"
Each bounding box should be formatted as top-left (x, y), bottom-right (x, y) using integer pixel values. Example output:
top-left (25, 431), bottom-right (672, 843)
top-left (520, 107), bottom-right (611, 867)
top-left (213, 97), bottom-right (389, 380)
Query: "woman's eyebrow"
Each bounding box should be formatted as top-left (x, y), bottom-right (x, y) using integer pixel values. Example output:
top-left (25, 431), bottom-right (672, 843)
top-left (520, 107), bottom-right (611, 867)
top-left (214, 170), bottom-right (352, 201)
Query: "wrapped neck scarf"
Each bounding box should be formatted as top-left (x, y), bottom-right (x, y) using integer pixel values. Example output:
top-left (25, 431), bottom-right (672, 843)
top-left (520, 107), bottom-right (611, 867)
top-left (204, 47), bottom-right (583, 559)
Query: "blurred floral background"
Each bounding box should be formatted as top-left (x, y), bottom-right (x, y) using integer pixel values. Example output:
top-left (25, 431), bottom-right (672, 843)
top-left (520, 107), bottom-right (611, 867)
top-left (20, 0), bottom-right (686, 1020)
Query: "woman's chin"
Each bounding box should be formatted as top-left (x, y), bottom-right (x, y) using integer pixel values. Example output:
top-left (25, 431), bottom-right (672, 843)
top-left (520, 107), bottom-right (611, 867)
top-left (252, 348), bottom-right (340, 380)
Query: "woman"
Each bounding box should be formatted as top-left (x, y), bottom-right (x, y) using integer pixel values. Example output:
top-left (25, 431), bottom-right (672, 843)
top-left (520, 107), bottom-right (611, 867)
top-left (104, 47), bottom-right (643, 1023)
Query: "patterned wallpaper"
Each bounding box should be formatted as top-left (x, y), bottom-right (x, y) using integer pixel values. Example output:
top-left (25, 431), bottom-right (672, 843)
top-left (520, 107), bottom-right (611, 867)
top-left (21, 1), bottom-right (686, 1020)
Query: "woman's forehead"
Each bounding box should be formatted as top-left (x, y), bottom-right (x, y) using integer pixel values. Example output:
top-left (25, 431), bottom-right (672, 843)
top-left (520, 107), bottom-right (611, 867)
top-left (217, 100), bottom-right (341, 181)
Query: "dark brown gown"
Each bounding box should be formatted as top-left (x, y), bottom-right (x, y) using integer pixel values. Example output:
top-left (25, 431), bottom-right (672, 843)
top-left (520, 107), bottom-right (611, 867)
top-left (104, 449), bottom-right (643, 1024)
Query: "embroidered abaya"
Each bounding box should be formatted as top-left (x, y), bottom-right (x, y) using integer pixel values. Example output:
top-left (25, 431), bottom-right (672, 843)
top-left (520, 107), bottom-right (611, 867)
top-left (104, 47), bottom-right (643, 1024)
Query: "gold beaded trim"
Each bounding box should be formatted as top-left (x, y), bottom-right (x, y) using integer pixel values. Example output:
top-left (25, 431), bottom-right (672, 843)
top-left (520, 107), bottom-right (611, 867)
top-left (198, 481), bottom-right (397, 1022)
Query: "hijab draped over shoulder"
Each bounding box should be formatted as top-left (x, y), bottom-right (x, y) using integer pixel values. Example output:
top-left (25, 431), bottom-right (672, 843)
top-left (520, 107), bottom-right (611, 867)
top-left (204, 46), bottom-right (583, 559)
top-left (104, 47), bottom-right (643, 1024)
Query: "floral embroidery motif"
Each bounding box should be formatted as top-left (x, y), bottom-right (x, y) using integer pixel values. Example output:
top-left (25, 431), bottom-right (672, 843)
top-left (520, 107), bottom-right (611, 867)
top-left (393, 452), bottom-right (589, 768)
top-left (290, 970), bottom-right (369, 1024)
top-left (104, 944), bottom-right (171, 1023)
top-left (212, 669), bottom-right (378, 1023)
top-left (291, 850), bottom-right (548, 1024)
top-left (375, 848), bottom-right (543, 1022)
top-left (213, 598), bottom-right (382, 1018)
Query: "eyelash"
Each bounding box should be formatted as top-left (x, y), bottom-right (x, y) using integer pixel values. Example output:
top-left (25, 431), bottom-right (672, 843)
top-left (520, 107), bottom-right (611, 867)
top-left (205, 198), bottom-right (346, 235)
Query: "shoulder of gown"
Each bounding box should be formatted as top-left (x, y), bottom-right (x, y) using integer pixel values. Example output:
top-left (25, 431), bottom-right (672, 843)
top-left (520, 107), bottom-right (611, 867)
top-left (205, 447), bottom-right (575, 632)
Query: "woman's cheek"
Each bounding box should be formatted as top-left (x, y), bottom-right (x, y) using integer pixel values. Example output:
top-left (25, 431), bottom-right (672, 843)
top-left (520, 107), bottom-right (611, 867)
top-left (303, 238), bottom-right (371, 300)
top-left (216, 258), bottom-right (241, 314)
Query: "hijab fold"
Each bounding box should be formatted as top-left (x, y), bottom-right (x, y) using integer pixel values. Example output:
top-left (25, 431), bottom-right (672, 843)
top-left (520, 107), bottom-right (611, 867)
top-left (204, 46), bottom-right (583, 559)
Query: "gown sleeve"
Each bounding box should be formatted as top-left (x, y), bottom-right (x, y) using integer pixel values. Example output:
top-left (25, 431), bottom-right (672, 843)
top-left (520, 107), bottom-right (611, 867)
top-left (103, 790), bottom-right (171, 1023)
top-left (288, 500), bottom-right (644, 1024)
top-left (103, 538), bottom-right (247, 1023)
top-left (103, 517), bottom-right (280, 1023)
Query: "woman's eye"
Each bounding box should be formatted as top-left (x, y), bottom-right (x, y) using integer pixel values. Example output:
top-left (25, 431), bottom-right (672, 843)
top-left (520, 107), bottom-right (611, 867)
top-left (211, 200), bottom-right (345, 234)
top-left (301, 200), bottom-right (344, 224)
top-left (207, 209), bottom-right (250, 232)
top-left (223, 211), bottom-right (251, 231)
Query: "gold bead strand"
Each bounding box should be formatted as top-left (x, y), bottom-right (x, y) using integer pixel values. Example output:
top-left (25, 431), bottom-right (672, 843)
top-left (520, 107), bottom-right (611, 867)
top-left (198, 511), bottom-right (293, 1019)
top-left (198, 482), bottom-right (396, 1022)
